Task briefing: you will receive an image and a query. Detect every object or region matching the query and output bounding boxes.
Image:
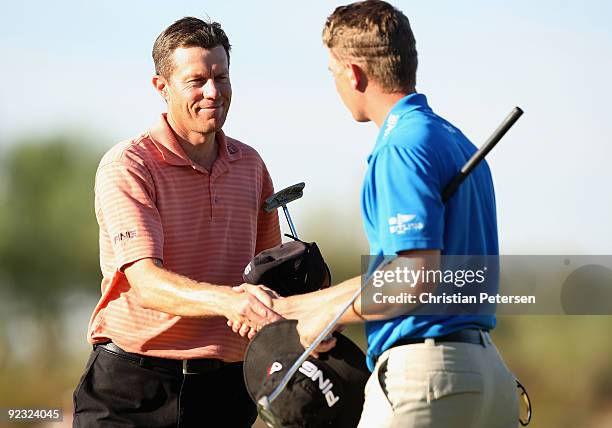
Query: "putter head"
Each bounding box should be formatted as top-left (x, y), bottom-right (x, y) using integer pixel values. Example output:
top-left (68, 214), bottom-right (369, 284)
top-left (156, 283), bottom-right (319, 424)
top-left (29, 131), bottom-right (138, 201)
top-left (264, 182), bottom-right (305, 213)
top-left (257, 396), bottom-right (283, 428)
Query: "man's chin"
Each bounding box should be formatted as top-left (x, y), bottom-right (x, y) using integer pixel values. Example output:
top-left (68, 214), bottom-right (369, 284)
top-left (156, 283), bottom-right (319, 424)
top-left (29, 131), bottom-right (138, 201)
top-left (194, 117), bottom-right (226, 134)
top-left (353, 114), bottom-right (371, 123)
top-left (348, 108), bottom-right (370, 123)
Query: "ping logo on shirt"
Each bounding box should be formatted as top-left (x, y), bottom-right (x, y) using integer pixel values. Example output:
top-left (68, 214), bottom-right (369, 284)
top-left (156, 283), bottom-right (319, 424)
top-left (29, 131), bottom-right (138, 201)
top-left (298, 361), bottom-right (340, 407)
top-left (113, 230), bottom-right (137, 244)
top-left (442, 123), bottom-right (457, 134)
top-left (383, 114), bottom-right (399, 138)
top-left (227, 142), bottom-right (239, 154)
top-left (388, 213), bottom-right (424, 234)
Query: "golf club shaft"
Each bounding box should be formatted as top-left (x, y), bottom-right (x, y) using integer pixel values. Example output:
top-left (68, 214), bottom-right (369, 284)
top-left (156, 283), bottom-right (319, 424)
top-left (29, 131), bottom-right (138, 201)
top-left (262, 106), bottom-right (523, 408)
top-left (282, 205), bottom-right (299, 238)
top-left (266, 262), bottom-right (388, 404)
top-left (442, 107), bottom-right (523, 202)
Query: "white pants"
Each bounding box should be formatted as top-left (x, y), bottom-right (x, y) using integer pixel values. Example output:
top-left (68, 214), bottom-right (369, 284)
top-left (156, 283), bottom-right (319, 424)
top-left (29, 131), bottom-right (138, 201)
top-left (358, 333), bottom-right (519, 428)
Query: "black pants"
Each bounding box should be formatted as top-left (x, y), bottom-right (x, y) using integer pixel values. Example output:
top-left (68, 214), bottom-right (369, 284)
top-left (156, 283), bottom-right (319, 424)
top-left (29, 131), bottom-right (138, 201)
top-left (73, 346), bottom-right (257, 428)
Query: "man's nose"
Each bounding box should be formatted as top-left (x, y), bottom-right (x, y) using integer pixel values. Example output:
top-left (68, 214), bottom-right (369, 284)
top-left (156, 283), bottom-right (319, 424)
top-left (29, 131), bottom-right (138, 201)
top-left (202, 79), bottom-right (220, 99)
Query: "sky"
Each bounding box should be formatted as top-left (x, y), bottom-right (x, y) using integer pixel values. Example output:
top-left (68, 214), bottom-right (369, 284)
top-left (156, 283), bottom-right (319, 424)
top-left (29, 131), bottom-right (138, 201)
top-left (1, 0), bottom-right (611, 254)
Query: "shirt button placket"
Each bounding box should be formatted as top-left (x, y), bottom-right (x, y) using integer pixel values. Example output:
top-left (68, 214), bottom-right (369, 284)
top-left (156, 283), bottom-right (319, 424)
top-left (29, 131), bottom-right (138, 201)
top-left (210, 181), bottom-right (215, 220)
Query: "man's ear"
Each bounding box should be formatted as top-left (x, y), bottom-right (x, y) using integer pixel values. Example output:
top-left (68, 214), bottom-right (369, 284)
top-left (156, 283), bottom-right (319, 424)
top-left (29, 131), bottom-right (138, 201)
top-left (346, 63), bottom-right (368, 92)
top-left (152, 75), bottom-right (168, 101)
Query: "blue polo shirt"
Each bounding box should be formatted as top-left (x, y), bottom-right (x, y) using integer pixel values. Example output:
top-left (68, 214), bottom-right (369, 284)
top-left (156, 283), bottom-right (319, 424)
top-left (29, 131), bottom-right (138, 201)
top-left (361, 93), bottom-right (499, 370)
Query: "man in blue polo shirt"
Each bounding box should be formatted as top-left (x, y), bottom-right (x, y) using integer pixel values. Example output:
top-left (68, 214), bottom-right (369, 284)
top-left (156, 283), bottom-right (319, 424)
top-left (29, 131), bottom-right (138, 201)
top-left (361, 88), bottom-right (499, 369)
top-left (273, 1), bottom-right (519, 427)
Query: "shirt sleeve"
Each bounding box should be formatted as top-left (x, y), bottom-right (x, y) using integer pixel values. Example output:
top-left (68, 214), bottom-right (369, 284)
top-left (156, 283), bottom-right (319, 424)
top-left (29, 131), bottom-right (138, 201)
top-left (95, 159), bottom-right (164, 271)
top-left (370, 144), bottom-right (445, 254)
top-left (255, 162), bottom-right (281, 254)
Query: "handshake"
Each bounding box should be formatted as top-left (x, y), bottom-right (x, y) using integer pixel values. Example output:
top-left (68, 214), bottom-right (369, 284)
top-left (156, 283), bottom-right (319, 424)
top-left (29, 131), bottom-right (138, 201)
top-left (225, 283), bottom-right (283, 340)
top-left (222, 183), bottom-right (338, 350)
top-left (225, 283), bottom-right (339, 355)
top-left (223, 237), bottom-right (337, 353)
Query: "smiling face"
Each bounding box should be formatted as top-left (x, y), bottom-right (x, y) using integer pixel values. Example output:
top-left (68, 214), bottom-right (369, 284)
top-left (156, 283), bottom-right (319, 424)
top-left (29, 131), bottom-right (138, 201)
top-left (160, 45), bottom-right (232, 136)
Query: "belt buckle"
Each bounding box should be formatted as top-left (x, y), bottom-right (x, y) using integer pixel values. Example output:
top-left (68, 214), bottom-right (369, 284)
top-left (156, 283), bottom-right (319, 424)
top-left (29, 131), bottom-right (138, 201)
top-left (479, 330), bottom-right (488, 347)
top-left (183, 360), bottom-right (197, 375)
top-left (182, 359), bottom-right (223, 375)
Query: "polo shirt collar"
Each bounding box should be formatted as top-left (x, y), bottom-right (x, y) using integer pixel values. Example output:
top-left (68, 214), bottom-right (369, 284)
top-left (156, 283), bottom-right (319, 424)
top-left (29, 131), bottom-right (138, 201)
top-left (149, 113), bottom-right (242, 167)
top-left (388, 92), bottom-right (429, 117)
top-left (368, 92), bottom-right (430, 162)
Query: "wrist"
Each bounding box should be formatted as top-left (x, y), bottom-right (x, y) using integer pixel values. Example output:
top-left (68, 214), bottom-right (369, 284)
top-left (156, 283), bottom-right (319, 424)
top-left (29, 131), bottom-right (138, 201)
top-left (275, 295), bottom-right (299, 319)
top-left (215, 286), bottom-right (237, 319)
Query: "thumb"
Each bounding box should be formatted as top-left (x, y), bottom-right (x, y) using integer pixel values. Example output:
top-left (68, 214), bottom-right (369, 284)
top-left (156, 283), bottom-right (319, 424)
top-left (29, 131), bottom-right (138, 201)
top-left (244, 284), bottom-right (274, 307)
top-left (232, 284), bottom-right (246, 293)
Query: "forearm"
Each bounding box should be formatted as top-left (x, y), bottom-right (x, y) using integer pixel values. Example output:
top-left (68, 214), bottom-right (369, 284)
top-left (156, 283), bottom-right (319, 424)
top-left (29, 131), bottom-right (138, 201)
top-left (278, 275), bottom-right (417, 325)
top-left (334, 275), bottom-right (418, 323)
top-left (278, 255), bottom-right (433, 324)
top-left (125, 259), bottom-right (233, 318)
top-left (277, 276), bottom-right (361, 322)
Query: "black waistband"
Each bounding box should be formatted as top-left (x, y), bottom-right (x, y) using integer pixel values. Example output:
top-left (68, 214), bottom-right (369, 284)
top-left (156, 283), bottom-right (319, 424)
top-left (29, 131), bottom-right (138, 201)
top-left (389, 328), bottom-right (488, 349)
top-left (95, 342), bottom-right (235, 375)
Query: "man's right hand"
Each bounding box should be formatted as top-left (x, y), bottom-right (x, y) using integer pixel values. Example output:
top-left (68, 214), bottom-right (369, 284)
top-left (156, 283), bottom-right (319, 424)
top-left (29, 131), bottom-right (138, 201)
top-left (224, 284), bottom-right (282, 339)
top-left (124, 258), bottom-right (282, 329)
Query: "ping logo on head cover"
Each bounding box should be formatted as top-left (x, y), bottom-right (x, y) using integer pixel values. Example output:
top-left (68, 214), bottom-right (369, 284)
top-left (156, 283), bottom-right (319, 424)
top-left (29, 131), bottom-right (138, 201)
top-left (388, 213), bottom-right (424, 235)
top-left (298, 361), bottom-right (340, 408)
top-left (244, 262), bottom-right (252, 276)
top-left (267, 361), bottom-right (283, 376)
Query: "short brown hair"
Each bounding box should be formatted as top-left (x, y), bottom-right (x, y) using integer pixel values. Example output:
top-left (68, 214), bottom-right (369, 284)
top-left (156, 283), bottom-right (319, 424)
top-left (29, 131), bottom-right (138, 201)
top-left (153, 17), bottom-right (231, 78)
top-left (323, 0), bottom-right (417, 92)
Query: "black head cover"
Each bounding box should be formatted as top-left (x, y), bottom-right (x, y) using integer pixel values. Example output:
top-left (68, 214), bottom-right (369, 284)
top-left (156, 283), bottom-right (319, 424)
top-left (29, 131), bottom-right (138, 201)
top-left (243, 239), bottom-right (331, 297)
top-left (244, 320), bottom-right (370, 427)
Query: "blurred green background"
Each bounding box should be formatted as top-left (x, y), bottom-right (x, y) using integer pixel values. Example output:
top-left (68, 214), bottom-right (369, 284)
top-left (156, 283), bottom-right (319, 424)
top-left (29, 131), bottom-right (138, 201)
top-left (1, 137), bottom-right (612, 427)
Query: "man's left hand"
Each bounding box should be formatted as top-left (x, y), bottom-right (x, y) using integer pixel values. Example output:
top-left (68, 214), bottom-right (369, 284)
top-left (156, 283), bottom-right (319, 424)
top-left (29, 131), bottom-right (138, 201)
top-left (294, 307), bottom-right (338, 357)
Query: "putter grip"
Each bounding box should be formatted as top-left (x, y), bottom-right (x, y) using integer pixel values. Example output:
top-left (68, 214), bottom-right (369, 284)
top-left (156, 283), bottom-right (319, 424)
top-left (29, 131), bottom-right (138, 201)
top-left (442, 107), bottom-right (523, 202)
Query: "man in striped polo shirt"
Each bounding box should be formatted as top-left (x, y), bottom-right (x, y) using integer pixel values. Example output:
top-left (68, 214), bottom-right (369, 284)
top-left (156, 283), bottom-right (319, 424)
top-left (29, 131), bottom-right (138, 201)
top-left (73, 17), bottom-right (281, 427)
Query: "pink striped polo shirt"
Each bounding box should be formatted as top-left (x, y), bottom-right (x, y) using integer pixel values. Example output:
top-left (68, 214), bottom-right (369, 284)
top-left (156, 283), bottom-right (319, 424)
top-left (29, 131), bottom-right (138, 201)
top-left (88, 114), bottom-right (281, 361)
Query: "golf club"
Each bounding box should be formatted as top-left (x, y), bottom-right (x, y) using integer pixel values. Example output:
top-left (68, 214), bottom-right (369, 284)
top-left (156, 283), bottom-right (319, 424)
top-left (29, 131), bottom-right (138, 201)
top-left (264, 182), bottom-right (305, 239)
top-left (257, 106), bottom-right (524, 427)
top-left (442, 106), bottom-right (523, 201)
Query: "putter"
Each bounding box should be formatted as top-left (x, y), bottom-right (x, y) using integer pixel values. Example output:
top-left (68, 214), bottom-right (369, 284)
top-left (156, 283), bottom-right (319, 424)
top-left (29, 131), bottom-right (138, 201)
top-left (257, 106), bottom-right (524, 427)
top-left (264, 182), bottom-right (305, 239)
